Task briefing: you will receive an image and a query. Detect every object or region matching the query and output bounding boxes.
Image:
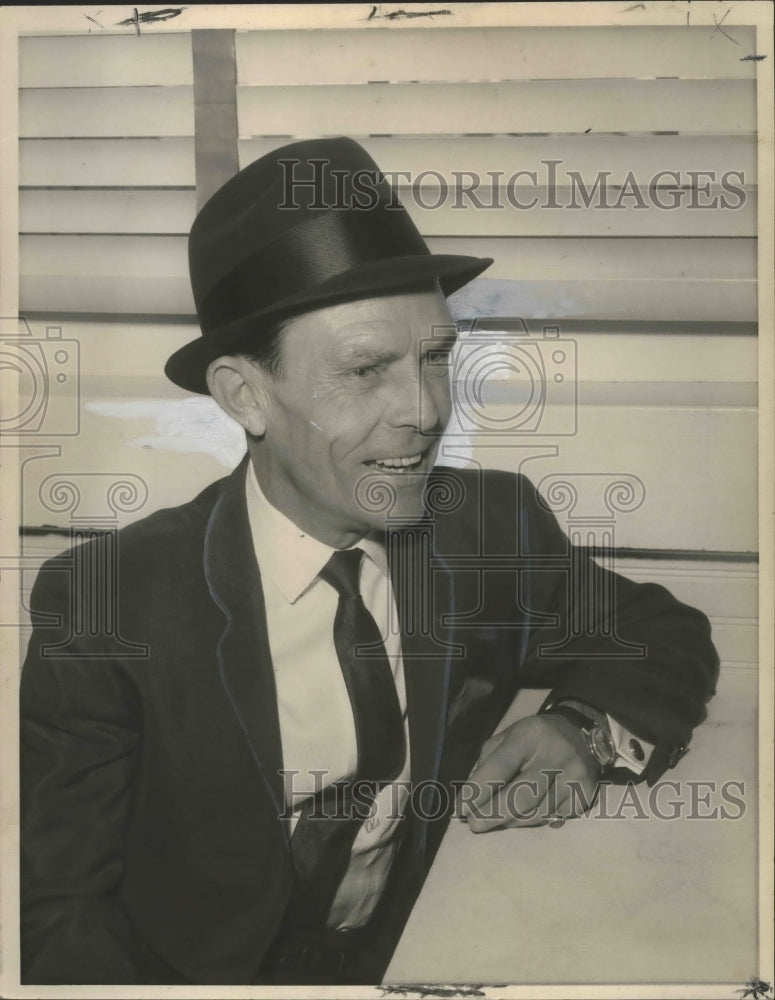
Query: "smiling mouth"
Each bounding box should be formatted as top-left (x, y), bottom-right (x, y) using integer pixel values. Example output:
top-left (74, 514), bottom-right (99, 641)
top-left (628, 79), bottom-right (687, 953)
top-left (364, 452), bottom-right (427, 473)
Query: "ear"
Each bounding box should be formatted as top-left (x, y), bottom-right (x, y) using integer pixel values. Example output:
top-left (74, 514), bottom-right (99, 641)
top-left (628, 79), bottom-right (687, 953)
top-left (206, 356), bottom-right (271, 437)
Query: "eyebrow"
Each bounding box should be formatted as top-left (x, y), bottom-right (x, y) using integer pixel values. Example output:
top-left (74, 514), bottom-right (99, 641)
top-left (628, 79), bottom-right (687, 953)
top-left (336, 344), bottom-right (402, 367)
top-left (334, 327), bottom-right (458, 367)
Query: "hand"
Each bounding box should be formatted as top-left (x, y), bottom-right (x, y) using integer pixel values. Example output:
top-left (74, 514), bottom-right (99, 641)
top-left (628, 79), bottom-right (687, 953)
top-left (460, 713), bottom-right (602, 833)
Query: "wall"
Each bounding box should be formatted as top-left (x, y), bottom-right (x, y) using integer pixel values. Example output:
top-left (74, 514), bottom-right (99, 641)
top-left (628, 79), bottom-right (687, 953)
top-left (13, 14), bottom-right (758, 670)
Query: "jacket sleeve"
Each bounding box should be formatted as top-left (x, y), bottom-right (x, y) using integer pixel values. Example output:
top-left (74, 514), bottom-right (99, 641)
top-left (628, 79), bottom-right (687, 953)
top-left (20, 551), bottom-right (176, 984)
top-left (511, 472), bottom-right (721, 785)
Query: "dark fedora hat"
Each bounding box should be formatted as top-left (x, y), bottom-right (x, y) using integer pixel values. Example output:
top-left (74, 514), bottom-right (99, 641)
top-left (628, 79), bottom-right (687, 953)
top-left (165, 137), bottom-right (492, 394)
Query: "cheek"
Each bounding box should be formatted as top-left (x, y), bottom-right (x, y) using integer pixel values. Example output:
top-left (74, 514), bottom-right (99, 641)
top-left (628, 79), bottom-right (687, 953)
top-left (321, 400), bottom-right (380, 456)
top-left (427, 372), bottom-right (452, 418)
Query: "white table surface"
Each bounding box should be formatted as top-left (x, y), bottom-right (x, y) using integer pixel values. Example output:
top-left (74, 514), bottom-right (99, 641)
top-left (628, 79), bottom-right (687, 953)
top-left (386, 666), bottom-right (758, 986)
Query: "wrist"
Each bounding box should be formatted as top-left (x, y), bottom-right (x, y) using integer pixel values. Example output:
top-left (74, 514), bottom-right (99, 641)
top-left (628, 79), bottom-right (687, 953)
top-left (539, 700), bottom-right (616, 776)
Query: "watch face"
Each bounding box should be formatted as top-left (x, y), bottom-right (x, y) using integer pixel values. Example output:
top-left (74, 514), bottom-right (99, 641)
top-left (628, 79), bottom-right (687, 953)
top-left (588, 725), bottom-right (617, 767)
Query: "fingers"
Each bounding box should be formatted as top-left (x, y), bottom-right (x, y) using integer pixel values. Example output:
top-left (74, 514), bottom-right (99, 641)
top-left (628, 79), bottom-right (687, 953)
top-left (463, 769), bottom-right (550, 832)
top-left (466, 732), bottom-right (532, 812)
top-left (462, 765), bottom-right (599, 834)
top-left (466, 715), bottom-right (559, 812)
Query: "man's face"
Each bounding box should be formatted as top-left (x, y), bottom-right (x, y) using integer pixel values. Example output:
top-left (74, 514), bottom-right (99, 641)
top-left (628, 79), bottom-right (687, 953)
top-left (249, 287), bottom-right (455, 547)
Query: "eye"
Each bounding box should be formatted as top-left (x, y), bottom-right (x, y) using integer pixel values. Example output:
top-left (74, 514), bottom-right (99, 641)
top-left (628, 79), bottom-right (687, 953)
top-left (349, 361), bottom-right (386, 378)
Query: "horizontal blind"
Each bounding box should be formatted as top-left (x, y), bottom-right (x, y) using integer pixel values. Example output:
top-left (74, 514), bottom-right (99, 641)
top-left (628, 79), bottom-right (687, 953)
top-left (18, 32), bottom-right (195, 317)
top-left (16, 23), bottom-right (759, 558)
top-left (234, 24), bottom-right (757, 330)
top-left (224, 23), bottom-right (757, 556)
top-left (19, 25), bottom-right (758, 321)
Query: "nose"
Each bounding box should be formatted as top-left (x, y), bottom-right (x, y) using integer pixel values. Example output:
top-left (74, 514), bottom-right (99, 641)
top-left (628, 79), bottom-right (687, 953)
top-left (386, 360), bottom-right (450, 436)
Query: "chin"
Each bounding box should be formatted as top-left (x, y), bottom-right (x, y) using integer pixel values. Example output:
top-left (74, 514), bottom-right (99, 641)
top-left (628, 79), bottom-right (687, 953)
top-left (351, 466), bottom-right (434, 534)
top-left (378, 486), bottom-right (430, 533)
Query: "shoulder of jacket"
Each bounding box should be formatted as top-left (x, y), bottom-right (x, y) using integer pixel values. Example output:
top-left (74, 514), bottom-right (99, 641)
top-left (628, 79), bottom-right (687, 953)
top-left (36, 473), bottom-right (231, 578)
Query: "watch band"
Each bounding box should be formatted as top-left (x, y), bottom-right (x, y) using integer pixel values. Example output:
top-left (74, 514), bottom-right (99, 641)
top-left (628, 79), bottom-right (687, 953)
top-left (540, 703), bottom-right (598, 734)
top-left (540, 702), bottom-right (617, 773)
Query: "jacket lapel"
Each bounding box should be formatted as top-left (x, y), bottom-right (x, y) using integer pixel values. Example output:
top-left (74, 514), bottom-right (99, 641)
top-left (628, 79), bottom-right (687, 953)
top-left (203, 455), bottom-right (288, 824)
top-left (388, 519), bottom-right (459, 795)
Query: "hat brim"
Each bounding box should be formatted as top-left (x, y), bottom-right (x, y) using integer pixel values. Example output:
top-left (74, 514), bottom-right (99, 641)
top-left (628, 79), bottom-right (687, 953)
top-left (165, 253), bottom-right (493, 394)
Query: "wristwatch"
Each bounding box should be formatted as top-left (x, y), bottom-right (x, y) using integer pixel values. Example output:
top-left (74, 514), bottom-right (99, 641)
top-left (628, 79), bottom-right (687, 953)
top-left (540, 701), bottom-right (617, 775)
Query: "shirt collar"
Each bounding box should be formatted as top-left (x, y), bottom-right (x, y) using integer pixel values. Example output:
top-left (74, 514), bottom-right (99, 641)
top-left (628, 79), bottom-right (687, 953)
top-left (245, 459), bottom-right (388, 604)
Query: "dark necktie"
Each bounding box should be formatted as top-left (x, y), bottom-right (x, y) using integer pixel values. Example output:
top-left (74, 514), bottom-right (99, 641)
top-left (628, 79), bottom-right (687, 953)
top-left (287, 547), bottom-right (406, 928)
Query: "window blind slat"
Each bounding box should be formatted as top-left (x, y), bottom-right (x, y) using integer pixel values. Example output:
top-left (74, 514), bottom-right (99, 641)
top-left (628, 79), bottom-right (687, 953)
top-left (20, 189), bottom-right (196, 235)
top-left (236, 26), bottom-right (757, 85)
top-left (20, 138), bottom-right (196, 186)
top-left (407, 191), bottom-right (756, 237)
top-left (19, 33), bottom-right (193, 87)
top-left (20, 274), bottom-right (194, 315)
top-left (21, 235), bottom-right (189, 276)
top-left (425, 237), bottom-right (756, 281)
top-left (20, 87), bottom-right (195, 138)
top-left (239, 134), bottom-right (757, 186)
top-left (21, 234), bottom-right (755, 283)
top-left (237, 80), bottom-right (756, 136)
top-left (19, 273), bottom-right (755, 324)
top-left (19, 187), bottom-right (755, 238)
top-left (20, 189), bottom-right (755, 238)
top-left (446, 277), bottom-right (755, 323)
top-left (576, 333), bottom-right (756, 384)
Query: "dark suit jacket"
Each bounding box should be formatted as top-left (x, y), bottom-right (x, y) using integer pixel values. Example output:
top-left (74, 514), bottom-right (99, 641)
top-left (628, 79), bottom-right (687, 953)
top-left (20, 460), bottom-right (719, 984)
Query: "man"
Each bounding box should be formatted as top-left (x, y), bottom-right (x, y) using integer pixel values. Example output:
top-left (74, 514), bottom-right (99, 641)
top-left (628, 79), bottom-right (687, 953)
top-left (20, 138), bottom-right (719, 985)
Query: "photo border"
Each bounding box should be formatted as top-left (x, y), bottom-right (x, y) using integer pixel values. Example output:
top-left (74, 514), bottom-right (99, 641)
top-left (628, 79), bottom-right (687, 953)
top-left (1, 3), bottom-right (772, 998)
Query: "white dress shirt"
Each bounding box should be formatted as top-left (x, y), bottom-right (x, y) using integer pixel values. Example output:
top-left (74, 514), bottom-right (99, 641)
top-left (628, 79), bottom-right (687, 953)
top-left (244, 461), bottom-right (653, 928)
top-left (245, 462), bottom-right (411, 930)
